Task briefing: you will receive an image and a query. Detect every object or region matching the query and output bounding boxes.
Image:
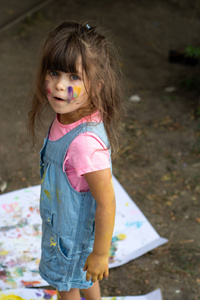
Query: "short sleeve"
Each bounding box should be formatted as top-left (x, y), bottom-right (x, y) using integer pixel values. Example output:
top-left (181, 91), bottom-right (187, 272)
top-left (64, 132), bottom-right (110, 177)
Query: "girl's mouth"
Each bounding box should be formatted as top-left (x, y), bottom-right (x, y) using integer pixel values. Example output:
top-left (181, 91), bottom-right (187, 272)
top-left (54, 97), bottom-right (64, 101)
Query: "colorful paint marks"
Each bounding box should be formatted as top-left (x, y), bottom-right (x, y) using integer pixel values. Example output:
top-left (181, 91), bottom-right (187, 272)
top-left (0, 178), bottom-right (167, 290)
top-left (50, 236), bottom-right (57, 247)
top-left (125, 221), bottom-right (145, 228)
top-left (45, 80), bottom-right (51, 100)
top-left (45, 79), bottom-right (82, 103)
top-left (67, 86), bottom-right (81, 102)
top-left (43, 290), bottom-right (57, 298)
top-left (0, 288), bottom-right (163, 300)
top-left (2, 203), bottom-right (18, 213)
top-left (56, 188), bottom-right (61, 203)
top-left (67, 86), bottom-right (73, 100)
top-left (21, 280), bottom-right (42, 288)
top-left (0, 289), bottom-right (57, 300)
top-left (44, 189), bottom-right (51, 201)
top-left (0, 294), bottom-right (25, 300)
top-left (0, 186), bottom-right (45, 290)
top-left (109, 234), bottom-right (126, 264)
top-left (72, 86), bottom-right (81, 99)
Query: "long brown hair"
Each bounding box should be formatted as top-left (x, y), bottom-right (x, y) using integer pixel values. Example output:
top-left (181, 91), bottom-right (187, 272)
top-left (28, 21), bottom-right (124, 154)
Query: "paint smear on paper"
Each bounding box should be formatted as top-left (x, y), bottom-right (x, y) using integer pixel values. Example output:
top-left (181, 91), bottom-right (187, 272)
top-left (125, 221), bottom-right (145, 228)
top-left (2, 203), bottom-right (18, 213)
top-left (43, 289), bottom-right (57, 296)
top-left (109, 233), bottom-right (126, 264)
top-left (21, 280), bottom-right (41, 288)
top-left (14, 267), bottom-right (24, 277)
top-left (0, 294), bottom-right (25, 300)
top-left (0, 250), bottom-right (9, 255)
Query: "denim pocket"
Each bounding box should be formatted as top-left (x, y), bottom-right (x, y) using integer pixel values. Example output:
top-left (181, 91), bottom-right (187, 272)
top-left (58, 236), bottom-right (74, 261)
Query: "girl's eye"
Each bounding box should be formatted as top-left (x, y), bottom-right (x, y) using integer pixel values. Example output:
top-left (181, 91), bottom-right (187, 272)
top-left (50, 71), bottom-right (58, 76)
top-left (70, 74), bottom-right (79, 80)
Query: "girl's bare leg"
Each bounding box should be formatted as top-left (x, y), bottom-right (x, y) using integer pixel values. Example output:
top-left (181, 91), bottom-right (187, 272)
top-left (57, 289), bottom-right (81, 300)
top-left (82, 281), bottom-right (101, 300)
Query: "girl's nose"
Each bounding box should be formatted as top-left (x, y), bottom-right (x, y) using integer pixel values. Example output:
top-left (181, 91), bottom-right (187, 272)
top-left (55, 77), bottom-right (67, 91)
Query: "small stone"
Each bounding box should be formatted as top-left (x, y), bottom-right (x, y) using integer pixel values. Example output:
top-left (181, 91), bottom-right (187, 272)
top-left (129, 95), bottom-right (141, 102)
top-left (0, 181), bottom-right (7, 192)
top-left (164, 86), bottom-right (177, 93)
top-left (152, 260), bottom-right (159, 265)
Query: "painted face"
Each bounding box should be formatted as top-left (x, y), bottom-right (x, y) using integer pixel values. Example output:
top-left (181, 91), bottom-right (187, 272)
top-left (45, 63), bottom-right (90, 124)
top-left (45, 77), bottom-right (84, 103)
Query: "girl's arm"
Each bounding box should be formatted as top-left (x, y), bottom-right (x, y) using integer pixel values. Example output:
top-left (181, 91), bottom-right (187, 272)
top-left (83, 168), bottom-right (116, 283)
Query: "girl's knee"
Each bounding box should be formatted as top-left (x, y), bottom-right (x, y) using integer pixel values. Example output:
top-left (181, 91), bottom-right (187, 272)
top-left (57, 289), bottom-right (81, 300)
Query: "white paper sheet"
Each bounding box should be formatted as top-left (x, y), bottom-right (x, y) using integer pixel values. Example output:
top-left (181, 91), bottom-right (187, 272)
top-left (110, 177), bottom-right (167, 267)
top-left (0, 288), bottom-right (162, 300)
top-left (0, 178), bottom-right (167, 289)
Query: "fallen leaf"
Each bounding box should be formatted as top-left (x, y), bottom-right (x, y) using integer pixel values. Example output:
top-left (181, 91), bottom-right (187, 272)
top-left (160, 116), bottom-right (173, 126)
top-left (179, 240), bottom-right (194, 244)
top-left (161, 174), bottom-right (171, 181)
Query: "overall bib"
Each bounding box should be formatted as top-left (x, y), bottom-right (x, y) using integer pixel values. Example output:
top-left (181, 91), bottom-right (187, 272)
top-left (39, 122), bottom-right (111, 291)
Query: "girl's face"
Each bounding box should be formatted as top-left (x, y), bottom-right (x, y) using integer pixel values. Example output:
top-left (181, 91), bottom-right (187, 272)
top-left (45, 62), bottom-right (90, 124)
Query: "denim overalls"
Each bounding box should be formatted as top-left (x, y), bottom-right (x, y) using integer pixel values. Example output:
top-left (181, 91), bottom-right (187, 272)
top-left (39, 122), bottom-right (111, 291)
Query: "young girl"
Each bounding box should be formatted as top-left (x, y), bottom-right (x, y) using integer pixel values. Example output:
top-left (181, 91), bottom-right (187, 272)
top-left (28, 21), bottom-right (123, 300)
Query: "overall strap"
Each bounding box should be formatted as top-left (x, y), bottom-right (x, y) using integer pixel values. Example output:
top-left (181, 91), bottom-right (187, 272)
top-left (58, 122), bottom-right (110, 164)
top-left (42, 122), bottom-right (110, 169)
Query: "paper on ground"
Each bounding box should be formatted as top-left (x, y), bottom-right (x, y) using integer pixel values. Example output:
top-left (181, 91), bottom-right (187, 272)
top-left (110, 177), bottom-right (167, 267)
top-left (0, 288), bottom-right (162, 300)
top-left (0, 177), bottom-right (167, 289)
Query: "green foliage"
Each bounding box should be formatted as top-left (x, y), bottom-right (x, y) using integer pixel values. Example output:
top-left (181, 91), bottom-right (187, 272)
top-left (185, 46), bottom-right (200, 59)
top-left (180, 76), bottom-right (199, 90)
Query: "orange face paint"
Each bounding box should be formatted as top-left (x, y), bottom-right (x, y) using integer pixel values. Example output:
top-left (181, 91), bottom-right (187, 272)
top-left (67, 86), bottom-right (82, 102)
top-left (72, 86), bottom-right (81, 99)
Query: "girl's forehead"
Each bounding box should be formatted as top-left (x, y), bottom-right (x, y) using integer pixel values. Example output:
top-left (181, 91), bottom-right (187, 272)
top-left (46, 45), bottom-right (85, 74)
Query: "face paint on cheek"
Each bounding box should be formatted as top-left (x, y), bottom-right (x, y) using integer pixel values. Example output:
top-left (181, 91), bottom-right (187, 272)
top-left (72, 86), bottom-right (81, 100)
top-left (45, 80), bottom-right (51, 99)
top-left (67, 86), bottom-right (73, 102)
top-left (67, 86), bottom-right (82, 102)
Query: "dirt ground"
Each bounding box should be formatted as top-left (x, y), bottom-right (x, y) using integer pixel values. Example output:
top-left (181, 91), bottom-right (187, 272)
top-left (0, 0), bottom-right (200, 299)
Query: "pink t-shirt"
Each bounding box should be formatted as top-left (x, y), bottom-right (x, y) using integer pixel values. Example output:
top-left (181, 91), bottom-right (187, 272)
top-left (49, 111), bottom-right (110, 192)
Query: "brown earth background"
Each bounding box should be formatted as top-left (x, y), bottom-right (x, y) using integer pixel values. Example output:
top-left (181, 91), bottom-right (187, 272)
top-left (0, 0), bottom-right (200, 299)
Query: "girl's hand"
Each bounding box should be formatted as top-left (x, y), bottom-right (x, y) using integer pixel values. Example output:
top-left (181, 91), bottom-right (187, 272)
top-left (83, 251), bottom-right (109, 282)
